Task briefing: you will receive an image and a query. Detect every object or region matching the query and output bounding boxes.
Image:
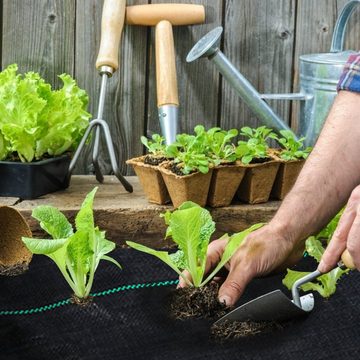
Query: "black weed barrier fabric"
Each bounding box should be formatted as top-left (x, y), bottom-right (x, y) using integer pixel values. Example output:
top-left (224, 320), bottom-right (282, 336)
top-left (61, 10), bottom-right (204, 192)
top-left (1, 248), bottom-right (360, 360)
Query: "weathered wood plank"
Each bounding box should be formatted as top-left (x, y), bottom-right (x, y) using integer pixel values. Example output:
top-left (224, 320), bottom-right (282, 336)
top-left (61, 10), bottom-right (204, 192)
top-left (74, 0), bottom-right (149, 176)
top-left (2, 0), bottom-right (75, 88)
top-left (0, 198), bottom-right (20, 206)
top-left (220, 0), bottom-right (296, 131)
top-left (146, 0), bottom-right (223, 136)
top-left (15, 175), bottom-right (280, 247)
top-left (290, 0), bottom-right (360, 132)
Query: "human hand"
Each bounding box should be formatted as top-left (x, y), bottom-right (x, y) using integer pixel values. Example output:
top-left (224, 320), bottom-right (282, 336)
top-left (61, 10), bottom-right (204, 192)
top-left (318, 186), bottom-right (360, 273)
top-left (178, 223), bottom-right (304, 306)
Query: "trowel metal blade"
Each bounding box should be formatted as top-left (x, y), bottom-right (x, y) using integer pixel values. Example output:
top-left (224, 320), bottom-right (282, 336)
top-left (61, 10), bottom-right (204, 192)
top-left (214, 290), bottom-right (314, 325)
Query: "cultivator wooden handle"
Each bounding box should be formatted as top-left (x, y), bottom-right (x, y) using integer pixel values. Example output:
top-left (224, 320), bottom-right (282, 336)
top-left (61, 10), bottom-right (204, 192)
top-left (96, 0), bottom-right (126, 71)
top-left (156, 20), bottom-right (179, 107)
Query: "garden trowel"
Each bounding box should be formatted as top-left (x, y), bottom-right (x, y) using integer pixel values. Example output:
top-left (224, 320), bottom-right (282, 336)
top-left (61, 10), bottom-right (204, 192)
top-left (214, 249), bottom-right (355, 325)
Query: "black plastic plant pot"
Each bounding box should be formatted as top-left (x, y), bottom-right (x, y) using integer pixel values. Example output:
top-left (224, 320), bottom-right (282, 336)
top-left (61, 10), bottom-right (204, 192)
top-left (0, 154), bottom-right (71, 199)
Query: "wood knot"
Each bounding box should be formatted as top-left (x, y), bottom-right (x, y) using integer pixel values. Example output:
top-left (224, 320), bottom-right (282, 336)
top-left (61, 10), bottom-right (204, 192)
top-left (278, 29), bottom-right (290, 40)
top-left (321, 24), bottom-right (329, 32)
top-left (48, 14), bottom-right (56, 23)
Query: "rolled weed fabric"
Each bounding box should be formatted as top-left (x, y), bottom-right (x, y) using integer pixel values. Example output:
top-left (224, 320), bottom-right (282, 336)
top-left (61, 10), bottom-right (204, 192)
top-left (0, 206), bottom-right (32, 276)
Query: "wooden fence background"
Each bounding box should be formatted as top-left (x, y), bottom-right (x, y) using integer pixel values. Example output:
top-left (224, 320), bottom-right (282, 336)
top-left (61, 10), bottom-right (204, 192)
top-left (1, 0), bottom-right (360, 175)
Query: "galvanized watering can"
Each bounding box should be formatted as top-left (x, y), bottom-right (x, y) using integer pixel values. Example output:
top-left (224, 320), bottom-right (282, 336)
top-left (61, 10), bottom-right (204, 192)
top-left (187, 0), bottom-right (360, 146)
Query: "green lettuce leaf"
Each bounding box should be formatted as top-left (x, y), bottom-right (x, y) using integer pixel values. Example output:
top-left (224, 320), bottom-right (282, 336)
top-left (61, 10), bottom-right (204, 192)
top-left (22, 237), bottom-right (69, 255)
top-left (128, 203), bottom-right (263, 288)
top-left (201, 223), bottom-right (264, 286)
top-left (282, 211), bottom-right (349, 298)
top-left (283, 267), bottom-right (348, 298)
top-left (126, 241), bottom-right (185, 281)
top-left (0, 64), bottom-right (91, 162)
top-left (22, 187), bottom-right (121, 299)
top-left (166, 201), bottom-right (215, 287)
top-left (32, 205), bottom-right (73, 239)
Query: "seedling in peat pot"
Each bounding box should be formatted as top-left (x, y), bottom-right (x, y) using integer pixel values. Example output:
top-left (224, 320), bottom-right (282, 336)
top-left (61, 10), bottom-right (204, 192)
top-left (166, 126), bottom-right (215, 175)
top-left (276, 130), bottom-right (312, 161)
top-left (206, 127), bottom-right (238, 165)
top-left (22, 187), bottom-right (121, 302)
top-left (236, 126), bottom-right (277, 164)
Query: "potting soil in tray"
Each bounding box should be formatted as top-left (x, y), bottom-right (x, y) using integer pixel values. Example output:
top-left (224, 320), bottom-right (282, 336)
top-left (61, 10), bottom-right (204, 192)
top-left (1, 249), bottom-right (360, 360)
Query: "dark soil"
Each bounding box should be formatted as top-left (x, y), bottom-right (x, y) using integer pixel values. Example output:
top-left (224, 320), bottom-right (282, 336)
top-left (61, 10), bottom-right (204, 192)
top-left (250, 157), bottom-right (271, 164)
top-left (0, 262), bottom-right (30, 276)
top-left (211, 320), bottom-right (282, 341)
top-left (170, 163), bottom-right (196, 176)
top-left (70, 294), bottom-right (93, 307)
top-left (169, 283), bottom-right (229, 320)
top-left (144, 155), bottom-right (167, 166)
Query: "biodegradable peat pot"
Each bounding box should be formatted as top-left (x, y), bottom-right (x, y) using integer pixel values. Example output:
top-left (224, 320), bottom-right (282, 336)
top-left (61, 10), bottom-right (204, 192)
top-left (0, 206), bottom-right (32, 276)
top-left (0, 154), bottom-right (71, 199)
top-left (271, 158), bottom-right (305, 200)
top-left (159, 163), bottom-right (213, 208)
top-left (207, 161), bottom-right (246, 207)
top-left (237, 159), bottom-right (280, 204)
top-left (126, 156), bottom-right (170, 205)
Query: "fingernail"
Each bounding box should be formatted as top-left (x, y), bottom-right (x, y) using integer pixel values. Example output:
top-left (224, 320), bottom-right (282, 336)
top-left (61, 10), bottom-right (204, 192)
top-left (219, 295), bottom-right (232, 306)
top-left (317, 260), bottom-right (325, 272)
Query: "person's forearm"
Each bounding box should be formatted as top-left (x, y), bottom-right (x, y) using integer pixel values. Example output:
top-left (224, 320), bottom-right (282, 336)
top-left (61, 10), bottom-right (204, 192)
top-left (271, 91), bottom-right (360, 244)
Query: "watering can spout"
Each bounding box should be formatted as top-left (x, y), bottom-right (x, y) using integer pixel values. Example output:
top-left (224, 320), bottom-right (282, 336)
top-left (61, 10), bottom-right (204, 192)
top-left (187, 26), bottom-right (297, 138)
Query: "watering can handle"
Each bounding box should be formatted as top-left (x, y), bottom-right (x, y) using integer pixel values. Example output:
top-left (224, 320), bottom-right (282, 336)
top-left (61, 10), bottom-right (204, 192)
top-left (330, 0), bottom-right (360, 52)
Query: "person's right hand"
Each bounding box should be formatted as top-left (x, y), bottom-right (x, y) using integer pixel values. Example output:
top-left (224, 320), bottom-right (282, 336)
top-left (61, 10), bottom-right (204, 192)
top-left (178, 223), bottom-right (304, 306)
top-left (318, 185), bottom-right (360, 273)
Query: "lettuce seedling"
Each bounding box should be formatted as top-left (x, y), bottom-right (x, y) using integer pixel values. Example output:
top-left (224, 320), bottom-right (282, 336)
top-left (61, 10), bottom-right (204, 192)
top-left (206, 128), bottom-right (238, 164)
top-left (127, 201), bottom-right (263, 287)
top-left (22, 187), bottom-right (121, 299)
top-left (166, 126), bottom-right (214, 174)
top-left (283, 211), bottom-right (349, 298)
top-left (240, 126), bottom-right (278, 143)
top-left (141, 133), bottom-right (167, 157)
top-left (277, 130), bottom-right (312, 161)
top-left (236, 126), bottom-right (277, 164)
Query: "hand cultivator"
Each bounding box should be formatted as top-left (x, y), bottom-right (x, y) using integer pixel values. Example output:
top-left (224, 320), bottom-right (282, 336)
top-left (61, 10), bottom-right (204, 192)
top-left (68, 0), bottom-right (133, 193)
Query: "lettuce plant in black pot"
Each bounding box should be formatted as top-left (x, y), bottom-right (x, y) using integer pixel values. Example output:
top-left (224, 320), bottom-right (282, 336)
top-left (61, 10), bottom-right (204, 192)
top-left (0, 64), bottom-right (91, 199)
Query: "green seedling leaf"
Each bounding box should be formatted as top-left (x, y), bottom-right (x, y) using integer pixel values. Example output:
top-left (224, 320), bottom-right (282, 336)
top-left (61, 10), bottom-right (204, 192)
top-left (305, 236), bottom-right (324, 262)
top-left (282, 210), bottom-right (348, 299)
top-left (126, 241), bottom-right (186, 282)
top-left (283, 268), bottom-right (349, 298)
top-left (277, 130), bottom-right (311, 160)
top-left (75, 187), bottom-right (97, 233)
top-left (201, 223), bottom-right (264, 286)
top-left (22, 237), bottom-right (69, 255)
top-left (100, 255), bottom-right (122, 270)
top-left (32, 205), bottom-right (73, 239)
top-left (168, 202), bottom-right (215, 287)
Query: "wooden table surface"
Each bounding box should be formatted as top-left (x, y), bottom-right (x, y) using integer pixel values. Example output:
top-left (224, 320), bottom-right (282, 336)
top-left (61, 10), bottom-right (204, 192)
top-left (1, 176), bottom-right (280, 247)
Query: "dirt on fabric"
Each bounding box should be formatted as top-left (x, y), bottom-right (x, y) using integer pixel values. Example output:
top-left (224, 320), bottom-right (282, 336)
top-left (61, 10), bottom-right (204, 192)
top-left (169, 282), bottom-right (283, 340)
top-left (70, 294), bottom-right (93, 307)
top-left (211, 319), bottom-right (283, 341)
top-left (0, 262), bottom-right (30, 276)
top-left (168, 283), bottom-right (229, 320)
